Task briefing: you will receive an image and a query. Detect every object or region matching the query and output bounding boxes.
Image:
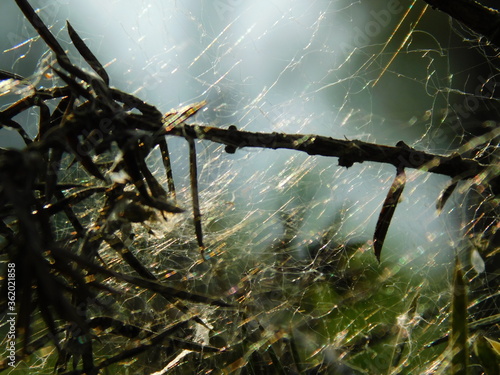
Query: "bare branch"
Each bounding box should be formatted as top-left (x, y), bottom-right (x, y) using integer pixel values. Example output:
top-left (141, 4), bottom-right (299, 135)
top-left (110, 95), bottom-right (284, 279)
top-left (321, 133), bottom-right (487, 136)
top-left (164, 124), bottom-right (496, 186)
top-left (422, 0), bottom-right (500, 47)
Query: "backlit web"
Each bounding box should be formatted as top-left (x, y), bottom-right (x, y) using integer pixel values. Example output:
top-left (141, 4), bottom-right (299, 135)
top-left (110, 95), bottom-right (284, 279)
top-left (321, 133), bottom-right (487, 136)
top-left (0, 0), bottom-right (498, 374)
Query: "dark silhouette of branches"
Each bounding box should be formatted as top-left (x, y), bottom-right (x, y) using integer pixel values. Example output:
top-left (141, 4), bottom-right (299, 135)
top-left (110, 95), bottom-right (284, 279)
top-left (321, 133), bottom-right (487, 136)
top-left (422, 0), bottom-right (500, 47)
top-left (163, 123), bottom-right (498, 185)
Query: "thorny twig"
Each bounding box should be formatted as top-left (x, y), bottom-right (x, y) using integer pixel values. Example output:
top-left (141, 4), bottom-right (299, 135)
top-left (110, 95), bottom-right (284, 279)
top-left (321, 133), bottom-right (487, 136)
top-left (162, 123), bottom-right (500, 191)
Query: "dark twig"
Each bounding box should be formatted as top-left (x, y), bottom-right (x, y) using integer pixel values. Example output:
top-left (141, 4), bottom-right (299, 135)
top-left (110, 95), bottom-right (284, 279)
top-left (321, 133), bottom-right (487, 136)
top-left (38, 187), bottom-right (107, 216)
top-left (159, 139), bottom-right (176, 201)
top-left (66, 21), bottom-right (110, 85)
top-left (373, 166), bottom-right (406, 262)
top-left (89, 319), bottom-right (191, 374)
top-left (436, 180), bottom-right (459, 213)
top-left (164, 124), bottom-right (497, 187)
top-left (50, 67), bottom-right (94, 101)
top-left (14, 0), bottom-right (68, 59)
top-left (188, 137), bottom-right (205, 256)
top-left (136, 144), bottom-right (168, 199)
top-left (422, 0), bottom-right (500, 47)
top-left (51, 247), bottom-right (231, 307)
top-left (52, 190), bottom-right (86, 237)
top-left (0, 70), bottom-right (25, 81)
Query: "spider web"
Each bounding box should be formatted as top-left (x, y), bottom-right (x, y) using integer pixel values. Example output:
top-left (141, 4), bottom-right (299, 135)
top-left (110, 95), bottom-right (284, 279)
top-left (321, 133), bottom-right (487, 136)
top-left (1, 0), bottom-right (498, 374)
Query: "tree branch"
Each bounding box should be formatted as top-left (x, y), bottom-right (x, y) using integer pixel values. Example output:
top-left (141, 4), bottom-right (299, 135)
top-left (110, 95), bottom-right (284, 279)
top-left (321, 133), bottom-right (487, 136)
top-left (164, 124), bottom-right (496, 184)
top-left (422, 0), bottom-right (500, 47)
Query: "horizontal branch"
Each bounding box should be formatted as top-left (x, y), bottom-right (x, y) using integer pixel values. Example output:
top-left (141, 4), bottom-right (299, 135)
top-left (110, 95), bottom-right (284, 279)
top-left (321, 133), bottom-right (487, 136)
top-left (422, 0), bottom-right (500, 47)
top-left (164, 124), bottom-right (492, 182)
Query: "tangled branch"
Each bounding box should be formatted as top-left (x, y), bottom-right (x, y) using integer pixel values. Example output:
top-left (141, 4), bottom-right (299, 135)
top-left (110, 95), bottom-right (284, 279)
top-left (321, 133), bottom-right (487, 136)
top-left (165, 123), bottom-right (498, 183)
